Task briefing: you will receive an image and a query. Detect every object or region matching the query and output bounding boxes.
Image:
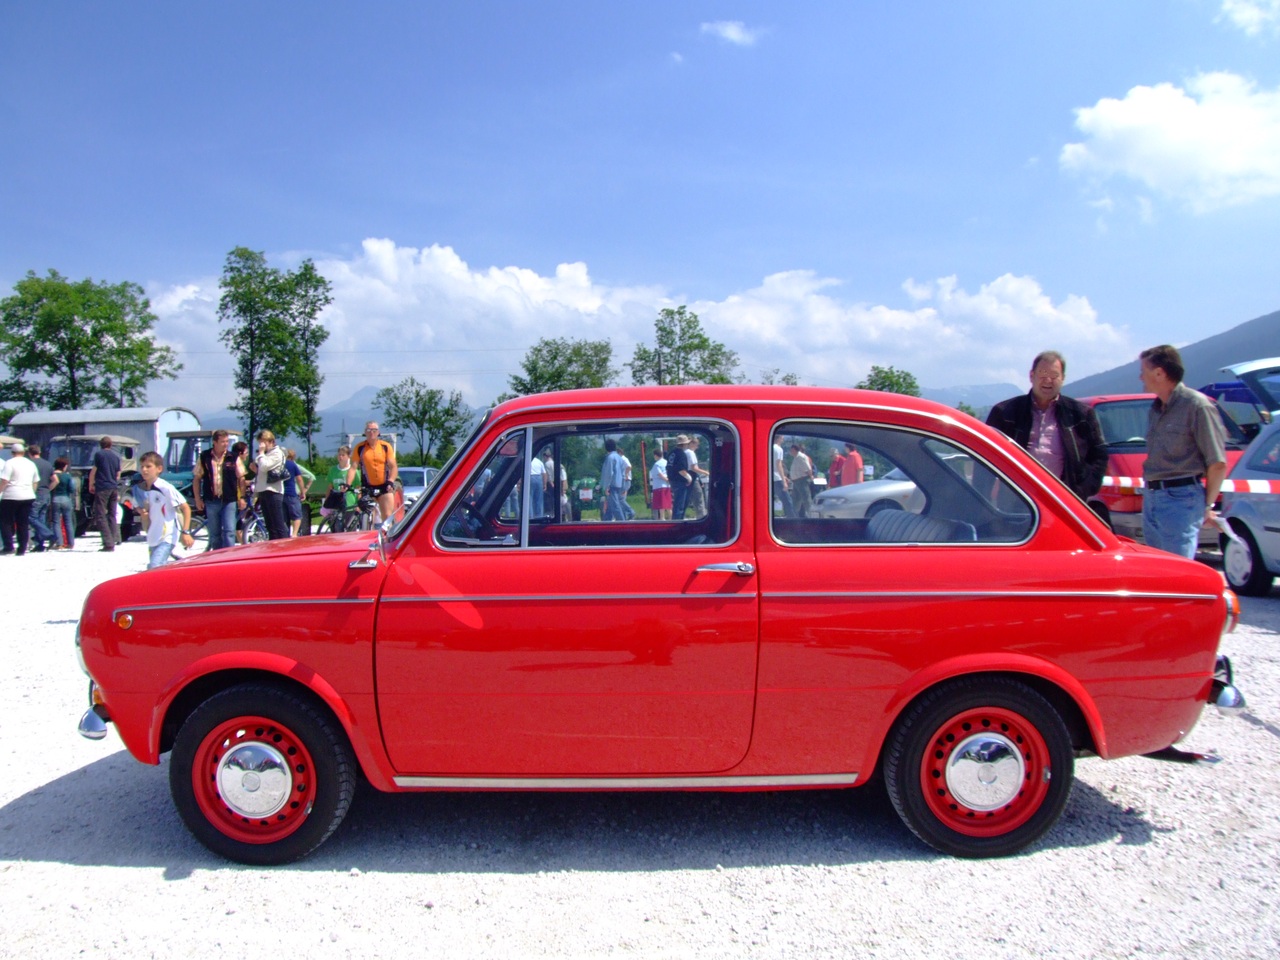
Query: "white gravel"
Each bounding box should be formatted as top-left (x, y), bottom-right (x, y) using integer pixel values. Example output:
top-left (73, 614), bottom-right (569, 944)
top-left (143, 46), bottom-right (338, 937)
top-left (2, 536), bottom-right (1278, 959)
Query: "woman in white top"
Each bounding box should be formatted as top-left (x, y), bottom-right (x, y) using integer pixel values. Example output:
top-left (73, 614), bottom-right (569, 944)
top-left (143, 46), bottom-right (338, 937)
top-left (649, 450), bottom-right (671, 519)
top-left (0, 442), bottom-right (40, 555)
top-left (253, 430), bottom-right (290, 540)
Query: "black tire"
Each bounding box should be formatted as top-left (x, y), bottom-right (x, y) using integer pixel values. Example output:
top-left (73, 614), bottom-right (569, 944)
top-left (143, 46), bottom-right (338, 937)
top-left (884, 677), bottom-right (1073, 858)
top-left (169, 684), bottom-right (356, 865)
top-left (314, 514), bottom-right (340, 535)
top-left (244, 518), bottom-right (269, 543)
top-left (1222, 522), bottom-right (1274, 596)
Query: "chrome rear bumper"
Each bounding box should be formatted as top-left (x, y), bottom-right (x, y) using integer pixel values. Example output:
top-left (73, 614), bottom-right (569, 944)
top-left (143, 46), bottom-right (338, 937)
top-left (1210, 655), bottom-right (1246, 716)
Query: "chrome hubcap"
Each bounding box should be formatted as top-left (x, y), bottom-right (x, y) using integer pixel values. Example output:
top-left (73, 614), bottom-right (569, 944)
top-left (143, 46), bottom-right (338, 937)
top-left (944, 733), bottom-right (1025, 810)
top-left (216, 740), bottom-right (292, 818)
top-left (1224, 539), bottom-right (1253, 584)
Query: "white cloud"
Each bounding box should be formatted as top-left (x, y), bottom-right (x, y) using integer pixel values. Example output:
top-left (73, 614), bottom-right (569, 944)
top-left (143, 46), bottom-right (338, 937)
top-left (699, 21), bottom-right (761, 46)
top-left (1060, 71), bottom-right (1280, 212)
top-left (1220, 0), bottom-right (1280, 35)
top-left (696, 271), bottom-right (1128, 391)
top-left (145, 241), bottom-right (1128, 413)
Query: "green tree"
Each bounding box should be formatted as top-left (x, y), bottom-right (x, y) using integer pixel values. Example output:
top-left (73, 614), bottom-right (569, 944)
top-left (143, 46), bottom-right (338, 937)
top-left (374, 376), bottom-right (471, 462)
top-left (278, 260), bottom-right (333, 458)
top-left (856, 365), bottom-right (921, 397)
top-left (627, 306), bottom-right (739, 385)
top-left (218, 247), bottom-right (331, 443)
top-left (956, 401), bottom-right (979, 418)
top-left (507, 337), bottom-right (616, 397)
top-left (760, 368), bottom-right (801, 386)
top-left (0, 269), bottom-right (181, 409)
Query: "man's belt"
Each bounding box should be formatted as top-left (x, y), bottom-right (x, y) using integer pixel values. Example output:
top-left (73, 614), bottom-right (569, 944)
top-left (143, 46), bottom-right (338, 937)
top-left (1146, 475), bottom-right (1202, 491)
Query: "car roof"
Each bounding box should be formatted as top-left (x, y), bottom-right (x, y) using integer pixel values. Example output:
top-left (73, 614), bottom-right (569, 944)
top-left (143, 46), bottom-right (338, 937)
top-left (490, 384), bottom-right (951, 420)
top-left (1079, 394), bottom-right (1153, 405)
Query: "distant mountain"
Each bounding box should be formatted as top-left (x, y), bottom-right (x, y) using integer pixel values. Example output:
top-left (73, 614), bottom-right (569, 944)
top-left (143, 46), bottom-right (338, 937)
top-left (921, 383), bottom-right (1021, 410)
top-left (199, 384), bottom-right (482, 455)
top-left (1069, 308), bottom-right (1280, 398)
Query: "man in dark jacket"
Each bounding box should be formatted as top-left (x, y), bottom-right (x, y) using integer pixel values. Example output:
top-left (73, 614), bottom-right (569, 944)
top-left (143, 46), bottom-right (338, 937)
top-left (986, 351), bottom-right (1109, 501)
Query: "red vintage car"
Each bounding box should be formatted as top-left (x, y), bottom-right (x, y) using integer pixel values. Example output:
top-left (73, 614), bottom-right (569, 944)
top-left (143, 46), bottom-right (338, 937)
top-left (75, 386), bottom-right (1245, 864)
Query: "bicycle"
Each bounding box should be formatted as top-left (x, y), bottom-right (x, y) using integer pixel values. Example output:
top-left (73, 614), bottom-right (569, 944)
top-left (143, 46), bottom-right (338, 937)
top-left (314, 487), bottom-right (381, 534)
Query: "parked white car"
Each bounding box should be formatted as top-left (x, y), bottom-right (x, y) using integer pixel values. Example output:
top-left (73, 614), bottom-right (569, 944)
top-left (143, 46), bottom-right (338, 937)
top-left (813, 467), bottom-right (925, 519)
top-left (1219, 356), bottom-right (1280, 596)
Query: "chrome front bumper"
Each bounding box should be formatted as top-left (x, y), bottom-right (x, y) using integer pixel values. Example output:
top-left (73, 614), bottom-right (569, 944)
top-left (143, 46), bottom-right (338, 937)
top-left (77, 681), bottom-right (110, 741)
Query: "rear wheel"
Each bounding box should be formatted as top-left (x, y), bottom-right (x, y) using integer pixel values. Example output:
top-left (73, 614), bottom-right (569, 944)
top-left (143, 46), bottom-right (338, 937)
top-left (1222, 523), bottom-right (1274, 596)
top-left (884, 677), bottom-right (1073, 858)
top-left (244, 518), bottom-right (269, 543)
top-left (169, 684), bottom-right (356, 865)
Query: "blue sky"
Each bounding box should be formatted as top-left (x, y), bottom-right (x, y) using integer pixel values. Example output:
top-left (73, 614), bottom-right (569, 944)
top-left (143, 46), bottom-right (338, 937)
top-left (3, 1), bottom-right (1279, 412)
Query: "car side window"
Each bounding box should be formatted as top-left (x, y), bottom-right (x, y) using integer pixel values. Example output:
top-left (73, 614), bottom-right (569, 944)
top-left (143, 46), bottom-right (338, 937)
top-left (770, 422), bottom-right (1035, 546)
top-left (438, 420), bottom-right (739, 549)
top-left (438, 431), bottom-right (526, 546)
top-left (1245, 431), bottom-right (1280, 475)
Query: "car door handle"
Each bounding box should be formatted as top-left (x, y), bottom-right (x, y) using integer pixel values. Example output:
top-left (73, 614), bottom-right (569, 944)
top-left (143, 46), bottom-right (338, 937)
top-left (695, 562), bottom-right (755, 576)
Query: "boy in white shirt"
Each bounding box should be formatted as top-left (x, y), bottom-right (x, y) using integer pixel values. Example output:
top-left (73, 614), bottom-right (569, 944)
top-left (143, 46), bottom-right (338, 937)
top-left (138, 452), bottom-right (195, 569)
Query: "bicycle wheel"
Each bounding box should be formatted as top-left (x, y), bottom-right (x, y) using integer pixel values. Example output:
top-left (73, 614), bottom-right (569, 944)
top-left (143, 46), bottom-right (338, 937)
top-left (245, 517), bottom-right (270, 543)
top-left (189, 515), bottom-right (209, 551)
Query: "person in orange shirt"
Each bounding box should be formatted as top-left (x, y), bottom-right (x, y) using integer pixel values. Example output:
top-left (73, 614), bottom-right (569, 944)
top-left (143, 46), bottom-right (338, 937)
top-left (353, 421), bottom-right (399, 524)
top-left (839, 442), bottom-right (864, 485)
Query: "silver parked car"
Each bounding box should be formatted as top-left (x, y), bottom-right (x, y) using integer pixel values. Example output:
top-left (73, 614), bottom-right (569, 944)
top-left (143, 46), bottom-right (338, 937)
top-left (1219, 357), bottom-right (1280, 595)
top-left (397, 466), bottom-right (439, 506)
top-left (813, 467), bottom-right (925, 519)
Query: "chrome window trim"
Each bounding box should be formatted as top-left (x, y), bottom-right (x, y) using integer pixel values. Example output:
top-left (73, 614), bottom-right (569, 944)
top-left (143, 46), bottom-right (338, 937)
top-left (392, 772), bottom-right (858, 789)
top-left (432, 415), bottom-right (744, 553)
top-left (767, 417), bottom-right (1046, 549)
top-left (491, 394), bottom-right (1109, 551)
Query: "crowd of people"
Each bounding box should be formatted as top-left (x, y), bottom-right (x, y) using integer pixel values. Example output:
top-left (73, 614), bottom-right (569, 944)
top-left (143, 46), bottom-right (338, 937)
top-left (0, 346), bottom-right (1229, 564)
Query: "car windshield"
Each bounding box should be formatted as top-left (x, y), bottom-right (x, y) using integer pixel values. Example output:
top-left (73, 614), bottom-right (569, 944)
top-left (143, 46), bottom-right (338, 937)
top-left (1094, 399), bottom-right (1249, 448)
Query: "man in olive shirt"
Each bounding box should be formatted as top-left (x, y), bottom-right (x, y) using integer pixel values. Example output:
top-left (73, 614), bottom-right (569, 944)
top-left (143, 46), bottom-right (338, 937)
top-left (1139, 344), bottom-right (1226, 559)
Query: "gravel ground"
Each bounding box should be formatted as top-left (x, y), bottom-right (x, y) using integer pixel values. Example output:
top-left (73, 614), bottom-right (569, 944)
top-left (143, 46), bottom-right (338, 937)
top-left (2, 537), bottom-right (1278, 959)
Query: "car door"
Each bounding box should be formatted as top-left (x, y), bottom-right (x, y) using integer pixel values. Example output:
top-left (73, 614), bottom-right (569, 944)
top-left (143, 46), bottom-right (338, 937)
top-left (375, 411), bottom-right (760, 777)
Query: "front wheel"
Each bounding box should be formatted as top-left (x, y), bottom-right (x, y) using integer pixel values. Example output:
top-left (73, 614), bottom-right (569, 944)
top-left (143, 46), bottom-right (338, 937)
top-left (884, 677), bottom-right (1073, 858)
top-left (169, 684), bottom-right (356, 865)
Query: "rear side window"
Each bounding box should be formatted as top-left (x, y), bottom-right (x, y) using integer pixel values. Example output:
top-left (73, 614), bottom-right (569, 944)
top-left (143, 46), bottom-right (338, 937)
top-left (770, 422), bottom-right (1034, 546)
top-left (438, 419), bottom-right (740, 549)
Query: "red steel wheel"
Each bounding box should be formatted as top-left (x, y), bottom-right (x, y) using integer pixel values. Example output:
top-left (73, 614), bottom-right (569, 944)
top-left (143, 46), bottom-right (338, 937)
top-left (170, 684), bottom-right (356, 865)
top-left (918, 705), bottom-right (1051, 838)
top-left (190, 715), bottom-right (317, 845)
top-left (885, 677), bottom-right (1074, 858)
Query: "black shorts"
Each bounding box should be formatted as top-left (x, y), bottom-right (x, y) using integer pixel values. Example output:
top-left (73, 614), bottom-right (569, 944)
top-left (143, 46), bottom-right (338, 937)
top-left (365, 482), bottom-right (394, 498)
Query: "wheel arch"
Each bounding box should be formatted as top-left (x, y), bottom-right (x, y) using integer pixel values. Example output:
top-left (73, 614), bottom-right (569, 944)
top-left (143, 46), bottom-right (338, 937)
top-left (861, 663), bottom-right (1101, 783)
top-left (152, 657), bottom-right (395, 791)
